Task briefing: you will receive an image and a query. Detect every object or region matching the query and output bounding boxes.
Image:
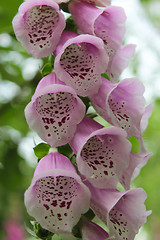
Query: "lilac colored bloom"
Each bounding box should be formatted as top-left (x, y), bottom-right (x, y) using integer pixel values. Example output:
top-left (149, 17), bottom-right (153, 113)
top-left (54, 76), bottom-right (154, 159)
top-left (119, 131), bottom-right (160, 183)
top-left (12, 0), bottom-right (65, 58)
top-left (90, 77), bottom-right (152, 141)
top-left (70, 117), bottom-right (131, 189)
top-left (107, 44), bottom-right (136, 82)
top-left (53, 0), bottom-right (111, 7)
top-left (25, 152), bottom-right (90, 234)
top-left (80, 217), bottom-right (109, 240)
top-left (25, 72), bottom-right (85, 147)
top-left (69, 1), bottom-right (126, 58)
top-left (120, 152), bottom-right (152, 190)
top-left (3, 220), bottom-right (25, 240)
top-left (77, 0), bottom-right (111, 7)
top-left (85, 183), bottom-right (151, 240)
top-left (54, 31), bottom-right (109, 97)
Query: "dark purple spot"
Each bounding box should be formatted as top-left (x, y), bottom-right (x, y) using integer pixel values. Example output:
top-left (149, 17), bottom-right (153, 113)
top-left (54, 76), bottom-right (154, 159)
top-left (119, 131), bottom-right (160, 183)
top-left (43, 204), bottom-right (49, 210)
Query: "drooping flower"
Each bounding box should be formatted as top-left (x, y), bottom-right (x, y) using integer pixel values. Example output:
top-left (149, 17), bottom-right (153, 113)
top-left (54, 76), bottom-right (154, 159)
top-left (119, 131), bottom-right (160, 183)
top-left (69, 1), bottom-right (126, 59)
top-left (3, 220), bottom-right (26, 240)
top-left (85, 182), bottom-right (151, 240)
top-left (80, 216), bottom-right (109, 240)
top-left (81, 0), bottom-right (111, 7)
top-left (24, 152), bottom-right (91, 234)
top-left (52, 0), bottom-right (111, 7)
top-left (25, 72), bottom-right (85, 147)
top-left (120, 152), bottom-right (152, 190)
top-left (54, 31), bottom-right (109, 97)
top-left (12, 0), bottom-right (65, 58)
top-left (90, 77), bottom-right (152, 141)
top-left (69, 117), bottom-right (131, 189)
top-left (107, 44), bottom-right (136, 82)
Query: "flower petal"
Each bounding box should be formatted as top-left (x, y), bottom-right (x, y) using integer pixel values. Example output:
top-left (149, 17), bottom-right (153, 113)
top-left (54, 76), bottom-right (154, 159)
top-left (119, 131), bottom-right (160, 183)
top-left (12, 0), bottom-right (65, 58)
top-left (108, 188), bottom-right (151, 240)
top-left (107, 44), bottom-right (136, 82)
top-left (91, 77), bottom-right (146, 138)
top-left (81, 217), bottom-right (109, 240)
top-left (120, 152), bottom-right (152, 190)
top-left (25, 73), bottom-right (85, 147)
top-left (70, 117), bottom-right (131, 189)
top-left (54, 33), bottom-right (109, 97)
top-left (85, 184), bottom-right (151, 240)
top-left (69, 2), bottom-right (126, 58)
top-left (25, 152), bottom-right (91, 234)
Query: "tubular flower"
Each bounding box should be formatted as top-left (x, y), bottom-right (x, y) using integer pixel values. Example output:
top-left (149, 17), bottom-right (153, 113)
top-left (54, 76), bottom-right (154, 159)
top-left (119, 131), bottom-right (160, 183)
top-left (107, 44), bottom-right (136, 82)
top-left (69, 1), bottom-right (126, 59)
top-left (69, 117), bottom-right (131, 189)
top-left (120, 152), bottom-right (152, 190)
top-left (80, 217), bottom-right (109, 240)
top-left (85, 182), bottom-right (151, 240)
top-left (54, 31), bottom-right (109, 97)
top-left (12, 0), bottom-right (65, 58)
top-left (24, 152), bottom-right (91, 234)
top-left (74, 0), bottom-right (111, 7)
top-left (90, 77), bottom-right (152, 140)
top-left (25, 72), bottom-right (85, 147)
top-left (51, 0), bottom-right (111, 7)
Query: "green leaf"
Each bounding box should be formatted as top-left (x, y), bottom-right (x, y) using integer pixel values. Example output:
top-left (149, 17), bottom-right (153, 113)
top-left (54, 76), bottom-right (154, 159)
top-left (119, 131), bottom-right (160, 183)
top-left (41, 63), bottom-right (53, 77)
top-left (101, 73), bottom-right (110, 80)
top-left (57, 144), bottom-right (73, 158)
top-left (33, 143), bottom-right (50, 160)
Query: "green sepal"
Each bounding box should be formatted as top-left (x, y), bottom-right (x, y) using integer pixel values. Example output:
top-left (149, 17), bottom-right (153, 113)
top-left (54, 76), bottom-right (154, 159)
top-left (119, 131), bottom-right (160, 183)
top-left (34, 222), bottom-right (54, 240)
top-left (83, 208), bottom-right (95, 221)
top-left (65, 16), bottom-right (78, 33)
top-left (72, 218), bottom-right (82, 239)
top-left (57, 143), bottom-right (73, 158)
top-left (24, 222), bottom-right (39, 239)
top-left (49, 54), bottom-right (55, 68)
top-left (33, 143), bottom-right (50, 161)
top-left (59, 2), bottom-right (70, 13)
top-left (101, 72), bottom-right (110, 80)
top-left (41, 63), bottom-right (53, 77)
top-left (79, 96), bottom-right (91, 113)
top-left (86, 113), bottom-right (98, 119)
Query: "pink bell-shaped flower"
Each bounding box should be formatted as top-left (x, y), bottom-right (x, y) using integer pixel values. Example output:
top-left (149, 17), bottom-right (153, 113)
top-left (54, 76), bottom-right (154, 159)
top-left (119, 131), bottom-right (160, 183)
top-left (25, 72), bottom-right (85, 147)
top-left (69, 1), bottom-right (126, 59)
top-left (12, 0), bottom-right (65, 58)
top-left (90, 77), bottom-right (152, 141)
top-left (54, 31), bottom-right (109, 97)
top-left (70, 117), bottom-right (131, 189)
top-left (80, 217), bottom-right (109, 240)
top-left (85, 182), bottom-right (151, 240)
top-left (56, 0), bottom-right (111, 7)
top-left (24, 152), bottom-right (91, 234)
top-left (107, 44), bottom-right (136, 82)
top-left (120, 152), bottom-right (152, 190)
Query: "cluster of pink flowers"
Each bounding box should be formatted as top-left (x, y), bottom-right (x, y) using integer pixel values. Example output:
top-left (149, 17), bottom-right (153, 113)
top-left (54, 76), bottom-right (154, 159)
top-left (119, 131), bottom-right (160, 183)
top-left (13, 0), bottom-right (152, 239)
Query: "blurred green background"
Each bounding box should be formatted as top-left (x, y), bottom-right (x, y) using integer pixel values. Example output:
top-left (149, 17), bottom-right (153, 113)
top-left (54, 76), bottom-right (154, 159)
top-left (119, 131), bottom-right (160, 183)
top-left (0, 0), bottom-right (160, 239)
